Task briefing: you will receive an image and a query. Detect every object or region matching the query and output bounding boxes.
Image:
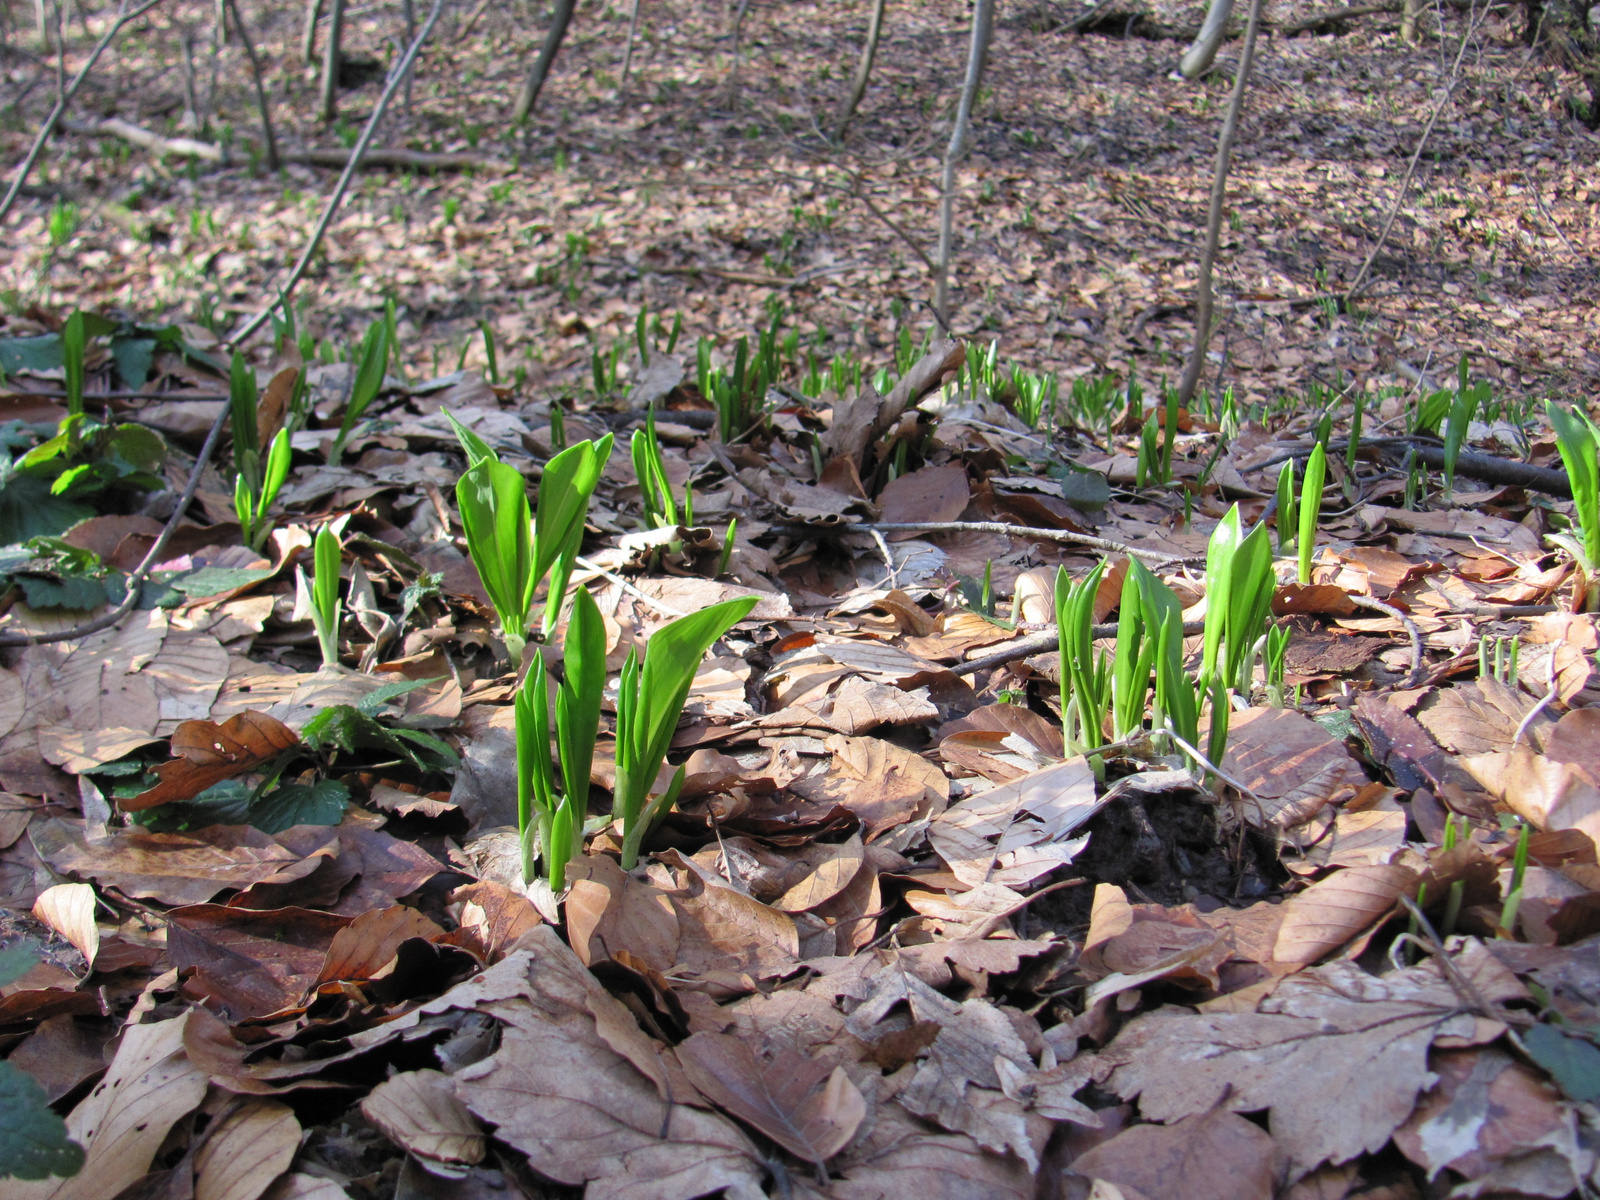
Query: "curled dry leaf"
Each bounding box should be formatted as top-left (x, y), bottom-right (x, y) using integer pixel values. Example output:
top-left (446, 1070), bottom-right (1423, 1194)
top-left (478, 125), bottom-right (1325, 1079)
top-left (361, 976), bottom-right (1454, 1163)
top-left (31, 882), bottom-right (100, 968)
top-left (361, 1069), bottom-right (485, 1172)
top-left (928, 756), bottom-right (1101, 889)
top-left (316, 905), bottom-right (445, 986)
top-left (1070, 1107), bottom-right (1280, 1200)
top-left (676, 1031), bottom-right (866, 1163)
top-left (1272, 863), bottom-right (1419, 966)
top-left (193, 1099), bottom-right (301, 1200)
top-left (127, 711), bottom-right (299, 810)
top-left (1221, 708), bottom-right (1369, 829)
top-left (1463, 707), bottom-right (1600, 845)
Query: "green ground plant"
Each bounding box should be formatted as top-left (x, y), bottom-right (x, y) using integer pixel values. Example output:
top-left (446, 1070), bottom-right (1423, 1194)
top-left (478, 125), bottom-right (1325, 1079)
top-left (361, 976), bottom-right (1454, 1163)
top-left (327, 320), bottom-right (390, 467)
top-left (303, 527), bottom-right (343, 667)
top-left (515, 585), bottom-right (605, 889)
top-left (1546, 399), bottom-right (1600, 610)
top-left (454, 431), bottom-right (614, 664)
top-left (615, 597), bottom-right (758, 869)
top-left (229, 353), bottom-right (292, 551)
top-left (1297, 442), bottom-right (1326, 585)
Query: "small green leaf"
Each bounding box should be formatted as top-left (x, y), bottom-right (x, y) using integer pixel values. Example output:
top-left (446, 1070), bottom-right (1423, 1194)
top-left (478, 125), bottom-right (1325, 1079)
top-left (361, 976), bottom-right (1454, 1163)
top-left (248, 778), bottom-right (350, 834)
top-left (1525, 1022), bottom-right (1600, 1103)
top-left (0, 943), bottom-right (35, 987)
top-left (1054, 464), bottom-right (1111, 512)
top-left (301, 704), bottom-right (456, 771)
top-left (0, 1061), bottom-right (85, 1181)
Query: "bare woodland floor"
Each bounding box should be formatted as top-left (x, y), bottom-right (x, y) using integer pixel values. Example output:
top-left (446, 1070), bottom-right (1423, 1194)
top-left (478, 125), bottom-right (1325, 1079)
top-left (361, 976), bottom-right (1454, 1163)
top-left (1, 0), bottom-right (1597, 400)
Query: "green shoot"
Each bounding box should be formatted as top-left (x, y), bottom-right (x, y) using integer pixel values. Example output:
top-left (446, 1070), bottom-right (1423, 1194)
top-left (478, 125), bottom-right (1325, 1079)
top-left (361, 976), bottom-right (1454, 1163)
top-left (445, 410), bottom-right (497, 467)
top-left (1154, 608), bottom-right (1198, 752)
top-left (1346, 392), bottom-right (1365, 475)
top-left (455, 435), bottom-right (614, 665)
top-left (615, 597), bottom-right (758, 869)
top-left (514, 585), bottom-right (605, 889)
top-left (549, 404), bottom-right (567, 453)
top-left (1055, 562), bottom-right (1109, 752)
top-left (62, 312), bottom-right (86, 417)
top-left (328, 320), bottom-right (390, 467)
top-left (1161, 388), bottom-right (1180, 484)
top-left (1297, 442), bottom-right (1326, 585)
top-left (235, 430), bottom-right (291, 552)
top-left (1499, 819), bottom-right (1531, 936)
top-left (719, 518), bottom-right (738, 576)
top-left (479, 319), bottom-right (499, 385)
top-left (1546, 400), bottom-right (1600, 610)
top-left (1136, 409), bottom-right (1159, 489)
top-left (1442, 358), bottom-right (1486, 497)
top-left (1275, 460), bottom-right (1297, 555)
top-left (1201, 504), bottom-right (1275, 695)
top-left (1441, 813), bottom-right (1465, 938)
top-left (631, 408), bottom-right (682, 530)
top-left (1110, 558), bottom-right (1173, 741)
top-left (1265, 624), bottom-right (1290, 707)
top-left (303, 527), bottom-right (342, 667)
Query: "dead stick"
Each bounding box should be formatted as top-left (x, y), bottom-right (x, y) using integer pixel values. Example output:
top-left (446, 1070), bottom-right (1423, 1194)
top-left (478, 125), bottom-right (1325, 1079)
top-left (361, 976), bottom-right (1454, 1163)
top-left (224, 0), bottom-right (279, 170)
top-left (953, 621), bottom-right (1210, 678)
top-left (1348, 593), bottom-right (1424, 688)
top-left (849, 521), bottom-right (1196, 564)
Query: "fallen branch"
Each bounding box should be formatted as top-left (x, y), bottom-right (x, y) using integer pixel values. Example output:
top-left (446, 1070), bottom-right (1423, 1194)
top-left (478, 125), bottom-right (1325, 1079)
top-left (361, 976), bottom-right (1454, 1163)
top-left (58, 117), bottom-right (505, 172)
top-left (952, 620), bottom-right (1210, 678)
top-left (1278, 2), bottom-right (1400, 35)
top-left (1347, 593), bottom-right (1424, 688)
top-left (1247, 438), bottom-right (1574, 499)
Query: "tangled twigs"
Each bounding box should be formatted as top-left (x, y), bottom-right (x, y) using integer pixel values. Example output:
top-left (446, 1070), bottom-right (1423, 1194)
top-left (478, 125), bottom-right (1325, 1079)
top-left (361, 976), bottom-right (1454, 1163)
top-left (0, 0), bottom-right (447, 650)
top-left (0, 0), bottom-right (168, 225)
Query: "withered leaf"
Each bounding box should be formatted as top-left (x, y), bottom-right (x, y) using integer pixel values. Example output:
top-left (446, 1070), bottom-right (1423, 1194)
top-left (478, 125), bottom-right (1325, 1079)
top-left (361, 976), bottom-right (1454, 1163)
top-left (676, 1031), bottom-right (866, 1163)
top-left (1272, 863), bottom-right (1418, 965)
top-left (128, 711), bottom-right (299, 810)
top-left (1071, 1107), bottom-right (1279, 1200)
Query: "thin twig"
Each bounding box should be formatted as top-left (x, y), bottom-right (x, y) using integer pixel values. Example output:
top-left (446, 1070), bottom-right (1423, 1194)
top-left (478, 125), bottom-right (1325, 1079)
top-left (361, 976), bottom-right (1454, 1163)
top-left (869, 529), bottom-right (898, 589)
top-left (1348, 593), bottom-right (1424, 688)
top-left (1512, 649), bottom-right (1559, 747)
top-left (1164, 724), bottom-right (1268, 811)
top-left (0, 0), bottom-right (169, 224)
top-left (573, 555), bottom-right (689, 618)
top-left (1344, 0), bottom-right (1484, 303)
top-left (952, 620), bottom-right (1209, 677)
top-left (850, 521), bottom-right (1195, 564)
top-left (223, 0), bottom-right (279, 170)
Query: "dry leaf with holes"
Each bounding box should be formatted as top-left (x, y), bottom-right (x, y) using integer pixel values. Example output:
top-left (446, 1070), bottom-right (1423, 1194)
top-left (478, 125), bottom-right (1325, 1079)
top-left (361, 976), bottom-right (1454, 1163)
top-left (8, 1015), bottom-right (208, 1200)
top-left (127, 711), bottom-right (299, 810)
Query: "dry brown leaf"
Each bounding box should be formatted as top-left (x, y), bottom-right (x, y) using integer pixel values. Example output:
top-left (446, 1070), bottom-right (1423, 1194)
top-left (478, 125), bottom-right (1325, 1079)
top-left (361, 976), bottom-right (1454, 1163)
top-left (1392, 1047), bottom-right (1582, 1192)
top-left (1221, 708), bottom-right (1369, 828)
top-left (127, 711), bottom-right (299, 810)
top-left (775, 834), bottom-right (865, 913)
top-left (928, 756), bottom-right (1101, 888)
top-left (362, 1069), bottom-right (485, 1170)
top-left (193, 1099), bottom-right (301, 1200)
top-left (1070, 1107), bottom-right (1280, 1200)
top-left (877, 463), bottom-right (971, 535)
top-left (789, 734), bottom-right (949, 837)
top-left (8, 1014), bottom-right (208, 1200)
top-left (31, 882), bottom-right (100, 968)
top-left (443, 879), bottom-right (543, 963)
top-left (1272, 864), bottom-right (1418, 965)
top-left (316, 904), bottom-right (444, 985)
top-left (453, 926), bottom-right (767, 1200)
top-left (30, 818), bottom-right (324, 907)
top-left (261, 1175), bottom-right (349, 1200)
top-left (676, 1031), bottom-right (866, 1163)
top-left (1101, 947), bottom-right (1524, 1179)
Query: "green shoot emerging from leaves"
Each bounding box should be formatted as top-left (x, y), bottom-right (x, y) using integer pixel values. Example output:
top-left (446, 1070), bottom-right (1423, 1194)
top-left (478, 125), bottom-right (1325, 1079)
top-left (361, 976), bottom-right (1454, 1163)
top-left (1546, 400), bottom-right (1600, 611)
top-left (303, 527), bottom-right (342, 667)
top-left (615, 597), bottom-right (758, 869)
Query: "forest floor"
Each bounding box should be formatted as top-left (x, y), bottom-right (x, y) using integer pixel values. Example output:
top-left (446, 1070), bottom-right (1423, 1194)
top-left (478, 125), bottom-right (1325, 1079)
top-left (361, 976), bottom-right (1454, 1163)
top-left (0, 0), bottom-right (1596, 399)
top-left (1, 2), bottom-right (1600, 1200)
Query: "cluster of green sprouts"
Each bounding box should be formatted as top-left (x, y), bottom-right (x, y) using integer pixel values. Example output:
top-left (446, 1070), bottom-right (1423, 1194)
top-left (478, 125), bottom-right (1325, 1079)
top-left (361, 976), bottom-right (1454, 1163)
top-left (1055, 505), bottom-right (1279, 776)
top-left (1546, 399), bottom-right (1600, 611)
top-left (631, 408), bottom-right (737, 574)
top-left (1274, 441), bottom-right (1327, 585)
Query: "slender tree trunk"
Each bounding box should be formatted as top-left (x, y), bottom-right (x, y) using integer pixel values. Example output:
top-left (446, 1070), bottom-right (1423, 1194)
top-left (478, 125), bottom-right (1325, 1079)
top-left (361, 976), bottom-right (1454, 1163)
top-left (934, 0), bottom-right (994, 326)
top-left (180, 30), bottom-right (200, 128)
top-left (301, 0), bottom-right (321, 64)
top-left (834, 0), bottom-right (886, 140)
top-left (35, 0), bottom-right (47, 47)
top-left (1178, 0), bottom-right (1232, 77)
top-left (319, 0), bottom-right (344, 121)
top-left (512, 0), bottom-right (576, 123)
top-left (1400, 0), bottom-right (1422, 41)
top-left (401, 0), bottom-right (414, 113)
top-left (225, 0), bottom-right (278, 168)
top-left (1177, 0), bottom-right (1264, 406)
top-left (725, 0), bottom-right (750, 106)
top-left (618, 0), bottom-right (641, 96)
